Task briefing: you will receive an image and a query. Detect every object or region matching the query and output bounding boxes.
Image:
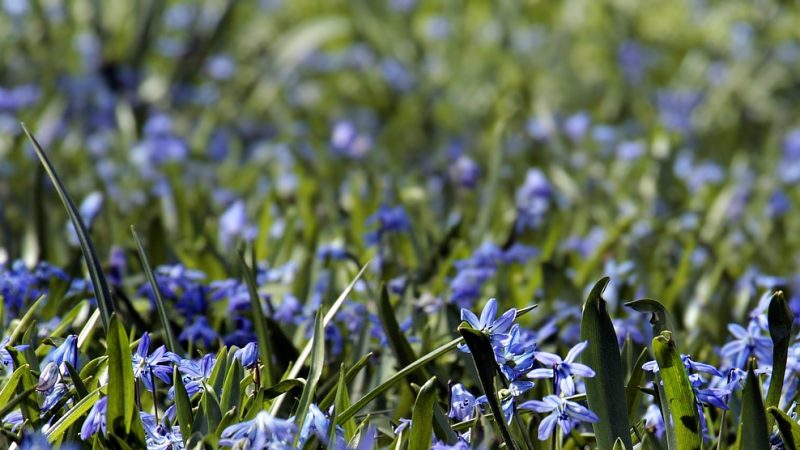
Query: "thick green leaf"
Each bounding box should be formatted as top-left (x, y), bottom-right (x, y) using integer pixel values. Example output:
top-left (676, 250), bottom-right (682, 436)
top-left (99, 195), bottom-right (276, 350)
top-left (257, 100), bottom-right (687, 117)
top-left (652, 331), bottom-right (701, 450)
top-left (131, 226), bottom-right (181, 354)
top-left (294, 310), bottom-right (325, 442)
top-left (458, 324), bottom-right (517, 450)
top-left (45, 387), bottom-right (102, 442)
top-left (262, 379), bottom-right (305, 399)
top-left (736, 364), bottom-right (769, 450)
top-left (238, 251), bottom-right (274, 388)
top-left (0, 364), bottom-right (28, 407)
top-left (580, 277), bottom-right (633, 450)
top-left (106, 314), bottom-right (145, 443)
top-left (766, 291), bottom-right (792, 430)
top-left (219, 359), bottom-right (242, 414)
top-left (408, 376), bottom-right (438, 450)
top-left (173, 366), bottom-right (193, 444)
top-left (0, 386), bottom-right (37, 424)
top-left (22, 124), bottom-right (115, 332)
top-left (203, 385), bottom-right (223, 436)
top-left (626, 299), bottom-right (675, 339)
top-left (9, 295), bottom-right (46, 345)
top-left (768, 406), bottom-right (800, 449)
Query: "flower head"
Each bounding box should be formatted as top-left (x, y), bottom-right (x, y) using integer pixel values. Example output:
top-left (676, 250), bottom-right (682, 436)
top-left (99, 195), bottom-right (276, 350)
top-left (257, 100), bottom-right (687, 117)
top-left (219, 411), bottom-right (296, 449)
top-left (519, 395), bottom-right (599, 441)
top-left (528, 341), bottom-right (595, 396)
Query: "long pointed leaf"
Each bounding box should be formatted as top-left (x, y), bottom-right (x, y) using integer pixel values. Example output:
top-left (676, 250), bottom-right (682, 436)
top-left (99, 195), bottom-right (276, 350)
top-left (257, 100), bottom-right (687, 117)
top-left (458, 325), bottom-right (517, 450)
top-left (408, 376), bottom-right (438, 450)
top-left (652, 331), bottom-right (701, 450)
top-left (293, 311), bottom-right (325, 442)
top-left (131, 226), bottom-right (180, 354)
top-left (238, 251), bottom-right (274, 388)
top-left (766, 291), bottom-right (792, 430)
top-left (22, 124), bottom-right (114, 332)
top-left (106, 314), bottom-right (145, 444)
top-left (580, 277), bottom-right (633, 450)
top-left (174, 366), bottom-right (194, 444)
top-left (736, 363), bottom-right (769, 450)
top-left (768, 406), bottom-right (800, 449)
top-left (45, 387), bottom-right (102, 442)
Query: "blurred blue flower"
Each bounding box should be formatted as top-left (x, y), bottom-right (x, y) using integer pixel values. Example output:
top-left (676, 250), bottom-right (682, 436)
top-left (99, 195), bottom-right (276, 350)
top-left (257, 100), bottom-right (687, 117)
top-left (298, 404), bottom-right (330, 446)
top-left (66, 191), bottom-right (104, 246)
top-left (449, 155), bottom-right (481, 188)
top-left (643, 403), bottom-right (664, 438)
top-left (656, 90), bottom-right (703, 134)
top-left (219, 200), bottom-right (257, 250)
top-left (178, 316), bottom-right (219, 347)
top-left (330, 120), bottom-right (372, 159)
top-left (219, 411), bottom-right (296, 449)
top-left (515, 169), bottom-right (553, 230)
top-left (519, 395), bottom-right (599, 441)
top-left (528, 340), bottom-right (595, 396)
top-left (720, 320), bottom-right (773, 369)
top-left (364, 205), bottom-right (411, 246)
top-left (563, 112), bottom-right (590, 143)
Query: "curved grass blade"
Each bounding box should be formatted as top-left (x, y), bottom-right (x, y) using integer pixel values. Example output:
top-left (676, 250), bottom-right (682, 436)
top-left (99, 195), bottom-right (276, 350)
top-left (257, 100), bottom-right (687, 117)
top-left (0, 386), bottom-right (37, 423)
top-left (766, 291), bottom-right (792, 430)
top-left (736, 363), bottom-right (769, 450)
top-left (131, 226), bottom-right (180, 354)
top-left (580, 277), bottom-right (633, 450)
top-left (106, 314), bottom-right (145, 444)
top-left (337, 337), bottom-right (461, 425)
top-left (319, 352), bottom-right (373, 410)
top-left (293, 311), bottom-right (325, 443)
top-left (219, 360), bottom-right (242, 415)
top-left (271, 261), bottom-right (369, 414)
top-left (238, 250), bottom-right (274, 389)
top-left (768, 406), bottom-right (800, 449)
top-left (8, 348), bottom-right (40, 426)
top-left (45, 387), bottom-right (102, 442)
top-left (626, 347), bottom-right (649, 425)
top-left (173, 366), bottom-right (193, 444)
top-left (262, 379), bottom-right (305, 400)
top-left (9, 295), bottom-right (46, 345)
top-left (332, 364), bottom-right (355, 442)
top-left (22, 124), bottom-right (114, 332)
top-left (652, 331), bottom-right (701, 450)
top-left (408, 376), bottom-right (438, 450)
top-left (458, 324), bottom-right (517, 450)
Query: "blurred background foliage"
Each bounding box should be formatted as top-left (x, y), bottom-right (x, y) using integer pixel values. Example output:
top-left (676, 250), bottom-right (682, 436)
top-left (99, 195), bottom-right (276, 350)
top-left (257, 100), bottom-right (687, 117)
top-left (1, 0), bottom-right (800, 345)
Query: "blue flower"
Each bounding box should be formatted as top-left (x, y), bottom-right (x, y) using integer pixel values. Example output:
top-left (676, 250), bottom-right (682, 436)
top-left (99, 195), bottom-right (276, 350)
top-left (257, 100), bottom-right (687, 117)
top-left (81, 396), bottom-right (107, 439)
top-left (133, 332), bottom-right (179, 392)
top-left (234, 342), bottom-right (259, 369)
top-left (720, 321), bottom-right (773, 369)
top-left (496, 324), bottom-right (537, 381)
top-left (643, 403), bottom-right (664, 438)
top-left (519, 395), bottom-right (599, 441)
top-left (298, 404), bottom-right (332, 446)
top-left (515, 169), bottom-right (553, 231)
top-left (66, 191), bottom-right (104, 246)
top-left (219, 411), bottom-right (296, 449)
top-left (393, 417), bottom-right (412, 434)
top-left (460, 298), bottom-right (516, 338)
top-left (178, 317), bottom-right (219, 347)
top-left (37, 362), bottom-right (60, 392)
top-left (45, 335), bottom-right (79, 374)
top-left (170, 354), bottom-right (216, 398)
top-left (448, 383), bottom-right (479, 421)
top-left (218, 200), bottom-right (257, 250)
top-left (528, 341), bottom-right (595, 396)
top-left (140, 412), bottom-right (184, 450)
top-left (431, 439), bottom-right (471, 450)
top-left (20, 430), bottom-right (79, 450)
top-left (364, 205), bottom-right (411, 246)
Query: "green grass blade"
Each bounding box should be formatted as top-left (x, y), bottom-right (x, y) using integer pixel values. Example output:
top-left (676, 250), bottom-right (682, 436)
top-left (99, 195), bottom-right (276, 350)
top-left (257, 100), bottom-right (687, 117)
top-left (766, 291), bottom-right (792, 430)
top-left (652, 331), bottom-right (701, 450)
top-left (319, 352), bottom-right (373, 411)
top-left (131, 226), bottom-right (181, 354)
top-left (238, 250), bottom-right (274, 388)
top-left (293, 310), bottom-right (325, 444)
top-left (22, 124), bottom-right (114, 332)
top-left (332, 364), bottom-right (355, 442)
top-left (458, 325), bottom-right (517, 450)
top-left (626, 299), bottom-right (676, 339)
top-left (8, 348), bottom-right (40, 427)
top-left (768, 406), bottom-right (800, 449)
top-left (337, 337), bottom-right (462, 425)
top-left (272, 261), bottom-right (369, 414)
top-left (736, 363), bottom-right (770, 450)
top-left (173, 366), bottom-right (194, 444)
top-left (408, 376), bottom-right (438, 450)
top-left (106, 314), bottom-right (145, 443)
top-left (580, 277), bottom-right (633, 450)
top-left (45, 387), bottom-right (102, 442)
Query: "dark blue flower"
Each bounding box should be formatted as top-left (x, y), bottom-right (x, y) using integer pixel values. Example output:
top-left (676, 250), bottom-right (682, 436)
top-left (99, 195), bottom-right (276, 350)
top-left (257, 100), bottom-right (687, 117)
top-left (448, 383), bottom-right (479, 421)
top-left (133, 332), bottom-right (179, 392)
top-left (364, 205), bottom-right (411, 246)
top-left (234, 342), bottom-right (259, 369)
top-left (178, 317), bottom-right (219, 347)
top-left (720, 321), bottom-right (772, 369)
